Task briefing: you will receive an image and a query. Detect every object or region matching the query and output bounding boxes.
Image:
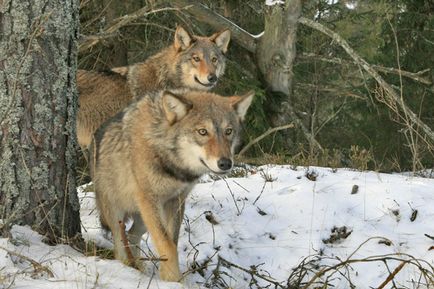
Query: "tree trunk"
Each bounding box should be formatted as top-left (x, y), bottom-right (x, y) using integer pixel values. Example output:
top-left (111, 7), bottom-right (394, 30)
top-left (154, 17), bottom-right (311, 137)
top-left (257, 0), bottom-right (301, 127)
top-left (256, 1), bottom-right (323, 149)
top-left (0, 0), bottom-right (81, 242)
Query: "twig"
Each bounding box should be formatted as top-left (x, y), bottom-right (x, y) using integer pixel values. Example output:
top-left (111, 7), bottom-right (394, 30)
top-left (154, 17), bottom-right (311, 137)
top-left (298, 17), bottom-right (434, 146)
top-left (377, 261), bottom-right (407, 289)
top-left (118, 220), bottom-right (136, 268)
top-left (172, 0), bottom-right (259, 53)
top-left (298, 52), bottom-right (432, 85)
top-left (301, 249), bottom-right (433, 289)
top-left (238, 123), bottom-right (294, 156)
top-left (218, 256), bottom-right (285, 288)
top-left (222, 178), bottom-right (241, 215)
top-left (253, 180), bottom-right (267, 205)
top-left (79, 6), bottom-right (187, 52)
top-left (145, 270), bottom-right (156, 289)
top-left (302, 237), bottom-right (388, 289)
top-left (0, 246), bottom-right (54, 277)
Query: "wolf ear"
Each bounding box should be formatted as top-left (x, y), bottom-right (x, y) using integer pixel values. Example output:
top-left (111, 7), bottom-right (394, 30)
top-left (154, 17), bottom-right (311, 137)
top-left (231, 90), bottom-right (254, 121)
top-left (211, 29), bottom-right (231, 54)
top-left (174, 26), bottom-right (193, 51)
top-left (162, 91), bottom-right (192, 125)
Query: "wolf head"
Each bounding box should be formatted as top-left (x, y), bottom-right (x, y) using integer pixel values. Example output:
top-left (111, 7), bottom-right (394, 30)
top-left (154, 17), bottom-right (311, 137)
top-left (173, 26), bottom-right (231, 90)
top-left (153, 90), bottom-right (253, 177)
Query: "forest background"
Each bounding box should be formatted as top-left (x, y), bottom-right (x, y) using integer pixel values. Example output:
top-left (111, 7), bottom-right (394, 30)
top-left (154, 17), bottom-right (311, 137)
top-left (79, 0), bottom-right (434, 174)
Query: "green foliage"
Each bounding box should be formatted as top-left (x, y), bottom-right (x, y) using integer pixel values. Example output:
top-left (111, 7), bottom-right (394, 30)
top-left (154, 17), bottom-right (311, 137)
top-left (295, 0), bottom-right (434, 171)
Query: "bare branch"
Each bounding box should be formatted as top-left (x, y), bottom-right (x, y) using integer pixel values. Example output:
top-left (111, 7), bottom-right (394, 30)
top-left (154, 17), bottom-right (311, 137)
top-left (298, 52), bottom-right (432, 85)
top-left (377, 261), bottom-right (407, 289)
top-left (218, 256), bottom-right (285, 288)
top-left (238, 123), bottom-right (294, 157)
top-left (79, 6), bottom-right (186, 52)
top-left (118, 220), bottom-right (137, 268)
top-left (171, 0), bottom-right (259, 53)
top-left (296, 83), bottom-right (367, 99)
top-left (0, 246), bottom-right (54, 277)
top-left (298, 16), bottom-right (434, 144)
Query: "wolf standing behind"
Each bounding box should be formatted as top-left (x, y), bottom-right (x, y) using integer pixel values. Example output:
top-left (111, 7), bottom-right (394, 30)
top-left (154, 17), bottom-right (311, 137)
top-left (77, 26), bottom-right (231, 148)
top-left (90, 89), bottom-right (254, 281)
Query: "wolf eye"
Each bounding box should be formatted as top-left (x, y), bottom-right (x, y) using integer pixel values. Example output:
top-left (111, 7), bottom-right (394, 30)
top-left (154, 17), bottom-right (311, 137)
top-left (198, 128), bottom-right (208, 136)
top-left (225, 128), bottom-right (233, 135)
top-left (211, 57), bottom-right (218, 63)
top-left (192, 55), bottom-right (200, 62)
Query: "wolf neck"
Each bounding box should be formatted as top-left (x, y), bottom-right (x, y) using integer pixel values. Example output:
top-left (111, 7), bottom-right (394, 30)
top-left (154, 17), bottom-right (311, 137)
top-left (159, 159), bottom-right (201, 183)
top-left (155, 142), bottom-right (201, 183)
top-left (142, 99), bottom-right (202, 183)
top-left (129, 46), bottom-right (183, 98)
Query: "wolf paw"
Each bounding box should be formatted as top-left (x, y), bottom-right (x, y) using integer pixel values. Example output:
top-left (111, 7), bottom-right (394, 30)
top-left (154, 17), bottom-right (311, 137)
top-left (159, 265), bottom-right (181, 282)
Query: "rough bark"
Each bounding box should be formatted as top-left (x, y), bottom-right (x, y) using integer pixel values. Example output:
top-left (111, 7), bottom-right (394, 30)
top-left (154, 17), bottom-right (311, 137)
top-left (254, 1), bottom-right (323, 150)
top-left (0, 0), bottom-right (81, 242)
top-left (256, 1), bottom-right (301, 126)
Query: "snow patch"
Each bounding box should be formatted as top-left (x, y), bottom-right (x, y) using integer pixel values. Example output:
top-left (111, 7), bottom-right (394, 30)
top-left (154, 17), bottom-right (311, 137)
top-left (0, 165), bottom-right (433, 288)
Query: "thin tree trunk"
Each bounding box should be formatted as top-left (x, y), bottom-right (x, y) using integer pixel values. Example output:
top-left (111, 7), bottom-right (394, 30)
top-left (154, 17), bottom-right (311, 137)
top-left (0, 0), bottom-right (81, 242)
top-left (256, 0), bottom-right (306, 146)
top-left (256, 1), bottom-right (322, 150)
top-left (257, 1), bottom-right (301, 98)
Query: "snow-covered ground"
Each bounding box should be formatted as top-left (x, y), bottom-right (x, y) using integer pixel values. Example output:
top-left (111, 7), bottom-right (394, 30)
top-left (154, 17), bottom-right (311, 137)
top-left (1, 165), bottom-right (433, 288)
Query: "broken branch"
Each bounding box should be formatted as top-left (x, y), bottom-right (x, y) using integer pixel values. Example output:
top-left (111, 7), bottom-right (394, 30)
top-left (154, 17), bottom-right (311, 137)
top-left (298, 16), bottom-right (434, 144)
top-left (298, 52), bottom-right (432, 85)
top-left (79, 6), bottom-right (186, 52)
top-left (238, 123), bottom-right (294, 156)
top-left (118, 220), bottom-right (136, 268)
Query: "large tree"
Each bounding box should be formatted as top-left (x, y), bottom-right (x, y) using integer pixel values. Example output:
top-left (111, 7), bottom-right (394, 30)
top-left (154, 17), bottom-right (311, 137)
top-left (0, 0), bottom-right (81, 242)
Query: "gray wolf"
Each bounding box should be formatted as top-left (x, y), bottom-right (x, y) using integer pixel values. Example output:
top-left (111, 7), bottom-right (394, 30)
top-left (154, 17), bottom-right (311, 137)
top-left (89, 89), bottom-right (254, 281)
top-left (77, 26), bottom-right (231, 148)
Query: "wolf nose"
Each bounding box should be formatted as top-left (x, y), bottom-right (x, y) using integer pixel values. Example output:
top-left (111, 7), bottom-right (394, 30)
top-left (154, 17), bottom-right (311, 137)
top-left (208, 74), bottom-right (217, 83)
top-left (217, 158), bottom-right (232, 171)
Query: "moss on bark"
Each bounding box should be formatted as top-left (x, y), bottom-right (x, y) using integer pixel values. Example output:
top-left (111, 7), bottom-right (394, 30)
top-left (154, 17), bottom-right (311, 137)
top-left (0, 0), bottom-right (81, 242)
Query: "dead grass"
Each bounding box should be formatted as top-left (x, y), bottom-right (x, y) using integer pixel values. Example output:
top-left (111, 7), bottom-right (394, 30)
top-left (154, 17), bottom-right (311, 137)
top-left (181, 237), bottom-right (433, 289)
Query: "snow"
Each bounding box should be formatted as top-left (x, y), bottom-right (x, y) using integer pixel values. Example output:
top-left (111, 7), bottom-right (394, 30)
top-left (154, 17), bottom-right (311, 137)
top-left (265, 0), bottom-right (285, 6)
top-left (1, 165), bottom-right (433, 288)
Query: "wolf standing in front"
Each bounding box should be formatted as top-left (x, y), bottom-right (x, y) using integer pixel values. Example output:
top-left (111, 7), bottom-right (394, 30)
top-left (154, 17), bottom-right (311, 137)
top-left (77, 26), bottom-right (231, 149)
top-left (90, 90), bottom-right (254, 281)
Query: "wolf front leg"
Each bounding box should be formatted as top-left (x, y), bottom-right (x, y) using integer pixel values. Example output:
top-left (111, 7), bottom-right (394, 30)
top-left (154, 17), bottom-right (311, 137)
top-left (163, 191), bottom-right (189, 245)
top-left (135, 193), bottom-right (181, 282)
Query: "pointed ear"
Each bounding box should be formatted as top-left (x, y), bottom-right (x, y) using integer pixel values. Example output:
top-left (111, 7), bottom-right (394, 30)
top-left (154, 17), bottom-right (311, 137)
top-left (162, 91), bottom-right (192, 125)
top-left (211, 29), bottom-right (231, 54)
top-left (174, 26), bottom-right (193, 51)
top-left (231, 90), bottom-right (254, 121)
